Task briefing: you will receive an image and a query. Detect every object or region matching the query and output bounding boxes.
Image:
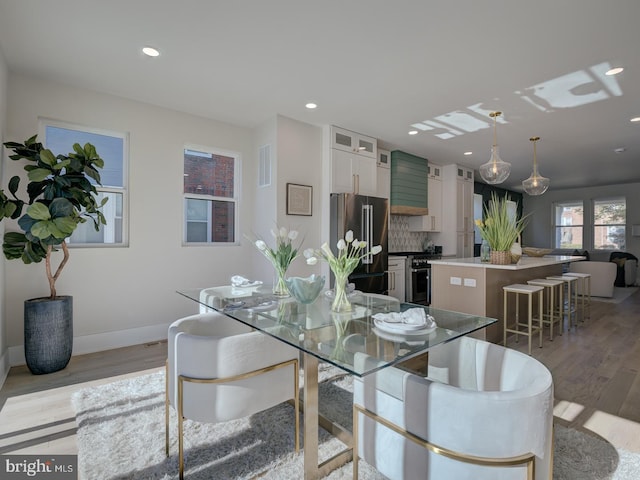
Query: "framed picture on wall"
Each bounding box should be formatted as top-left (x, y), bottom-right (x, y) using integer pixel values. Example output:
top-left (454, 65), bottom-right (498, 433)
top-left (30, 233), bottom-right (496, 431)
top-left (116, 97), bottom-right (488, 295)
top-left (286, 183), bottom-right (312, 216)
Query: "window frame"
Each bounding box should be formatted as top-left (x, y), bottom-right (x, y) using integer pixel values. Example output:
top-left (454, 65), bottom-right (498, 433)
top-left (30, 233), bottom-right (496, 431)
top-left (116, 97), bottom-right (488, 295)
top-left (182, 144), bottom-right (241, 246)
top-left (592, 196), bottom-right (626, 251)
top-left (39, 118), bottom-right (129, 248)
top-left (552, 200), bottom-right (584, 250)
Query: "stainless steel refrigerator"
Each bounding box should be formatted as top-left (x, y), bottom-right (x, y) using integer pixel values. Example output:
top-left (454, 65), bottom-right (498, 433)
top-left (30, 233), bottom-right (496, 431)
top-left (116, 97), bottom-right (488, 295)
top-left (330, 193), bottom-right (389, 294)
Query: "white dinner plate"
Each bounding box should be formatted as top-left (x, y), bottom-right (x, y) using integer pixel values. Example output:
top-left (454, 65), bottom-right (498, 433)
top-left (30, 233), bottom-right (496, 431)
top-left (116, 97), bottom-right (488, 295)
top-left (373, 318), bottom-right (437, 336)
top-left (372, 327), bottom-right (435, 344)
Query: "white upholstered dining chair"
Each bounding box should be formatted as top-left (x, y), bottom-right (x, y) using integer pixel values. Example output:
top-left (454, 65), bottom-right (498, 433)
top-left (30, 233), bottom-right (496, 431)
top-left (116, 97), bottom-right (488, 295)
top-left (353, 336), bottom-right (554, 480)
top-left (165, 312), bottom-right (300, 479)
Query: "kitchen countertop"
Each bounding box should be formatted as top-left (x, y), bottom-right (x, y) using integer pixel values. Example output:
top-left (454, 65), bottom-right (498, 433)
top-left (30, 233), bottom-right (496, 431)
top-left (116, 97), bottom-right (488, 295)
top-left (428, 255), bottom-right (585, 270)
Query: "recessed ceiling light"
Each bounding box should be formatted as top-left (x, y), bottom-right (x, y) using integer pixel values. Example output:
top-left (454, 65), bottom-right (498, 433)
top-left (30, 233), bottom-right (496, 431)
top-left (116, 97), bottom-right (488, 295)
top-left (605, 67), bottom-right (624, 76)
top-left (631, 117), bottom-right (640, 122)
top-left (142, 46), bottom-right (160, 57)
top-left (464, 151), bottom-right (473, 156)
top-left (408, 130), bottom-right (418, 135)
top-left (305, 103), bottom-right (317, 109)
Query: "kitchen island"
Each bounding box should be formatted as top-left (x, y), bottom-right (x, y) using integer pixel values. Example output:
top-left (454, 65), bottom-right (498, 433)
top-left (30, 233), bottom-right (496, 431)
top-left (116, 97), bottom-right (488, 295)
top-left (429, 255), bottom-right (584, 344)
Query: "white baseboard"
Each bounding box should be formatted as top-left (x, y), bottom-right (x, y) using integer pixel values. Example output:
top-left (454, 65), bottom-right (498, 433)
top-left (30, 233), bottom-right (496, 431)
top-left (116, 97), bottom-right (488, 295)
top-left (0, 349), bottom-right (10, 391)
top-left (7, 322), bottom-right (170, 368)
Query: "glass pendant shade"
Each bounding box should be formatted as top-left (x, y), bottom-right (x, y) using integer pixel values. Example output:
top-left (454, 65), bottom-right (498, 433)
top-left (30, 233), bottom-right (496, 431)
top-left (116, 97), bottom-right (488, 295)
top-left (479, 145), bottom-right (511, 184)
top-left (479, 111), bottom-right (511, 185)
top-left (522, 136), bottom-right (550, 196)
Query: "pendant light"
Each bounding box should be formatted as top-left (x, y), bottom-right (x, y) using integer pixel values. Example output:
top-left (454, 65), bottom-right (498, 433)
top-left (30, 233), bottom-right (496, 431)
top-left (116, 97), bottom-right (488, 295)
top-left (479, 111), bottom-right (511, 184)
top-left (522, 136), bottom-right (550, 195)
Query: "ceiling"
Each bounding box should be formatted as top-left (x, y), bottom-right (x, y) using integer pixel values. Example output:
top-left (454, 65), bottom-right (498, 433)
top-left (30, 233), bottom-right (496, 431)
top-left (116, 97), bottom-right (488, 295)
top-left (1, 0), bottom-right (639, 192)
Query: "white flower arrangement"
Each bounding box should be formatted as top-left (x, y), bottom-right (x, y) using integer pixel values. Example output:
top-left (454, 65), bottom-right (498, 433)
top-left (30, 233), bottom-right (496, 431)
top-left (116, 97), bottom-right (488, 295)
top-left (303, 230), bottom-right (382, 274)
top-left (304, 230), bottom-right (381, 311)
top-left (246, 226), bottom-right (302, 296)
top-left (253, 226), bottom-right (301, 270)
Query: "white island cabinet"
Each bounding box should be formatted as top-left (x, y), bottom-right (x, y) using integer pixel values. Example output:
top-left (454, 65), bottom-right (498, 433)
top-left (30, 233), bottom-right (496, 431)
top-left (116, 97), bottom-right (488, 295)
top-left (430, 255), bottom-right (585, 344)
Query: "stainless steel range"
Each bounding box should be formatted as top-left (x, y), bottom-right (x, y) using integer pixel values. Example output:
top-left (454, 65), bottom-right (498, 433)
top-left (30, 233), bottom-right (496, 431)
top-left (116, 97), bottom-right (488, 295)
top-left (391, 250), bottom-right (442, 305)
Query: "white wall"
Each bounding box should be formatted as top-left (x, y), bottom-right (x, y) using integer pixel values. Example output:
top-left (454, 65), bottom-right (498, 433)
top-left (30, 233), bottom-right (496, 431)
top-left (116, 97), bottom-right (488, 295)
top-left (252, 115), bottom-right (279, 283)
top-left (0, 47), bottom-right (8, 382)
top-left (522, 182), bottom-right (640, 262)
top-left (275, 115), bottom-right (323, 278)
top-left (4, 74), bottom-right (259, 364)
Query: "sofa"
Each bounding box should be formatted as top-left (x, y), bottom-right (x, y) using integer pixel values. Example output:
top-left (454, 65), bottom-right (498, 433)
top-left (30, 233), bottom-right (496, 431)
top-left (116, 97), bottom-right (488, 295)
top-left (551, 249), bottom-right (638, 297)
top-left (609, 252), bottom-right (638, 287)
top-left (569, 261), bottom-right (617, 297)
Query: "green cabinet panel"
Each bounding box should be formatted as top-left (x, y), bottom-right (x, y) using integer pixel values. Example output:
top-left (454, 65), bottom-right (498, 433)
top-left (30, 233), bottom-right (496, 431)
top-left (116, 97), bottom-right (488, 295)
top-left (390, 150), bottom-right (428, 214)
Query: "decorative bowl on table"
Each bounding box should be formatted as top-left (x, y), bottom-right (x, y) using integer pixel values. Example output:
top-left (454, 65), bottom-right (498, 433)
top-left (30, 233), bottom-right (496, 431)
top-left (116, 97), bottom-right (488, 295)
top-left (285, 274), bottom-right (326, 304)
top-left (522, 247), bottom-right (553, 257)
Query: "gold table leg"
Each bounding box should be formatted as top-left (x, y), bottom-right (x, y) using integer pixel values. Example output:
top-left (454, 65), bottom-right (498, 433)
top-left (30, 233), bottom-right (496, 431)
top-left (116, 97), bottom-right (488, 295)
top-left (303, 353), bottom-right (320, 480)
top-left (302, 353), bottom-right (353, 479)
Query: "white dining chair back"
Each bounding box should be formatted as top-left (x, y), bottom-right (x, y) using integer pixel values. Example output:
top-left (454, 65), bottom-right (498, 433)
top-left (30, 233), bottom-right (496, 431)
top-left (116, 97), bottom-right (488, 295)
top-left (165, 312), bottom-right (299, 479)
top-left (353, 336), bottom-right (554, 480)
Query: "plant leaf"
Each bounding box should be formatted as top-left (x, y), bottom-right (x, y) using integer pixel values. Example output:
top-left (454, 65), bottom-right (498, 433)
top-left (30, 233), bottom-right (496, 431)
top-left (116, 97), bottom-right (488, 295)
top-left (49, 197), bottom-right (75, 218)
top-left (27, 168), bottom-right (52, 182)
top-left (53, 216), bottom-right (78, 235)
top-left (30, 221), bottom-right (52, 239)
top-left (8, 176), bottom-right (20, 196)
top-left (26, 202), bottom-right (51, 221)
top-left (39, 149), bottom-right (57, 167)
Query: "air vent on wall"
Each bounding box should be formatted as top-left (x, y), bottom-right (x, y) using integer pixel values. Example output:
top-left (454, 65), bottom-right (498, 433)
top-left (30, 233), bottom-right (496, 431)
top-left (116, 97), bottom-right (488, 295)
top-left (259, 144), bottom-right (272, 187)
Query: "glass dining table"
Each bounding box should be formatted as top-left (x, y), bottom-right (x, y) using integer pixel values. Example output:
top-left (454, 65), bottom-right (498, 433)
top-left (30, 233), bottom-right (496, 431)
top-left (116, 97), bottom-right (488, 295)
top-left (177, 284), bottom-right (497, 480)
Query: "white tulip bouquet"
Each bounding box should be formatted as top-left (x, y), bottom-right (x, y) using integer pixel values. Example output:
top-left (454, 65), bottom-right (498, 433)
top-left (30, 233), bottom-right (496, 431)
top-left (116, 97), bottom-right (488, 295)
top-left (250, 226), bottom-right (301, 296)
top-left (304, 230), bottom-right (381, 312)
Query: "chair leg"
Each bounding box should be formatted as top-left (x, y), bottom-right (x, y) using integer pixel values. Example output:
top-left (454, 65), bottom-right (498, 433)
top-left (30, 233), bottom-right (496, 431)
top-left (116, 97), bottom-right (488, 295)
top-left (538, 290), bottom-right (543, 348)
top-left (165, 360), bottom-right (170, 457)
top-left (353, 404), bottom-right (359, 479)
top-left (178, 376), bottom-right (185, 480)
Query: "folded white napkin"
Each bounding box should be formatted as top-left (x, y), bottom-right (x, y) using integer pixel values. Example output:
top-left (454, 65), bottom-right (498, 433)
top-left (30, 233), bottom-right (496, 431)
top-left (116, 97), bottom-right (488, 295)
top-left (231, 275), bottom-right (250, 287)
top-left (373, 308), bottom-right (436, 329)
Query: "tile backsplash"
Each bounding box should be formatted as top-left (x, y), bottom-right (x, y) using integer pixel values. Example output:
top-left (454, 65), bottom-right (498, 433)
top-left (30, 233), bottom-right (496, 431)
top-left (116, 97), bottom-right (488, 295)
top-left (389, 215), bottom-right (430, 252)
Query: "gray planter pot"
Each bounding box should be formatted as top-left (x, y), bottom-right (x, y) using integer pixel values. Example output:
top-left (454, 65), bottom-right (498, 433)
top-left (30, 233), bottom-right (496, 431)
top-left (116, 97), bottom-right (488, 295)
top-left (24, 296), bottom-right (73, 375)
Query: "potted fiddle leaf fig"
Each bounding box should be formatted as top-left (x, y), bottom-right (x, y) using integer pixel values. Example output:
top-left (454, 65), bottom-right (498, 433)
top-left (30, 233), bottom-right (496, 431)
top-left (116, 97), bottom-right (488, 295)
top-left (1, 134), bottom-right (108, 374)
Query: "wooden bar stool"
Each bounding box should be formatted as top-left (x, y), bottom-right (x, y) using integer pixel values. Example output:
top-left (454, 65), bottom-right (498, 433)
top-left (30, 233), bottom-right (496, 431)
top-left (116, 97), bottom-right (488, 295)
top-left (503, 284), bottom-right (544, 355)
top-left (527, 278), bottom-right (564, 341)
top-left (547, 275), bottom-right (579, 331)
top-left (564, 272), bottom-right (591, 321)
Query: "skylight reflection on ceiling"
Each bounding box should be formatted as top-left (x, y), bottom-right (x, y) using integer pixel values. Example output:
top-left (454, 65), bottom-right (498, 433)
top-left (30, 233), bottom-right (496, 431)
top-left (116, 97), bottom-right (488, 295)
top-left (411, 61), bottom-right (623, 140)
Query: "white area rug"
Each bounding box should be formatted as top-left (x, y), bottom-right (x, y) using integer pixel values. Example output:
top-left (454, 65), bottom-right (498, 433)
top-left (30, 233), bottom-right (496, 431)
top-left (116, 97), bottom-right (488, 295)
top-left (592, 287), bottom-right (638, 304)
top-left (72, 370), bottom-right (640, 479)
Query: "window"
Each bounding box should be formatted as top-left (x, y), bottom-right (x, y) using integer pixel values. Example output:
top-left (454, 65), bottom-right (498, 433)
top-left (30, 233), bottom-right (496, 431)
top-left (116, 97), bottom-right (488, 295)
top-left (593, 198), bottom-right (626, 250)
top-left (42, 120), bottom-right (128, 246)
top-left (553, 201), bottom-right (583, 249)
top-left (183, 147), bottom-right (238, 244)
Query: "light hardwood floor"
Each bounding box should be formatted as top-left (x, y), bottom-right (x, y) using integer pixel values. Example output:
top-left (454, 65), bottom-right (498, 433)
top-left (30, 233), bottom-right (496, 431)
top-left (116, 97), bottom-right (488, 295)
top-left (507, 287), bottom-right (640, 453)
top-left (0, 290), bottom-right (639, 460)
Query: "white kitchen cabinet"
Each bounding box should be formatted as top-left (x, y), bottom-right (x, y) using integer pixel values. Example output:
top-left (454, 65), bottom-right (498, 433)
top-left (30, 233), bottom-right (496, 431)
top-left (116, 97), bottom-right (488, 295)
top-left (436, 164), bottom-right (475, 257)
top-left (456, 166), bottom-right (474, 257)
top-left (377, 163), bottom-right (390, 199)
top-left (427, 163), bottom-right (442, 180)
top-left (387, 256), bottom-right (406, 302)
top-left (408, 163), bottom-right (442, 232)
top-left (331, 125), bottom-right (377, 159)
top-left (456, 231), bottom-right (475, 259)
top-left (456, 172), bottom-right (474, 234)
top-left (331, 148), bottom-right (378, 196)
top-left (377, 149), bottom-right (391, 168)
